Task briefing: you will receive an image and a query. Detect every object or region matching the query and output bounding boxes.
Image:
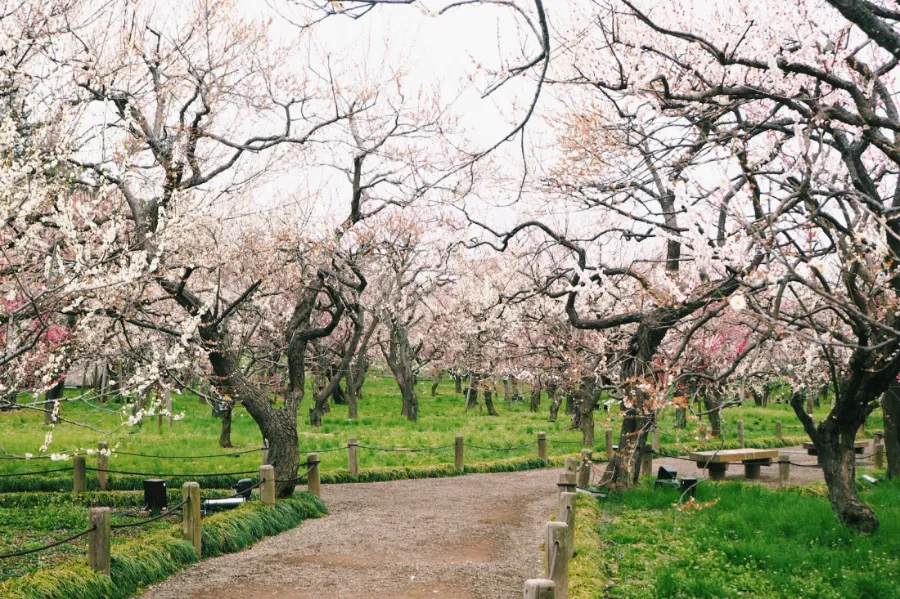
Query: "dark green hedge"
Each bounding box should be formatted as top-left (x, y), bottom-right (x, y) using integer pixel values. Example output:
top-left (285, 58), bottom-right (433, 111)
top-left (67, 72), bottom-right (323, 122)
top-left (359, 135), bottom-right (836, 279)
top-left (0, 436), bottom-right (805, 493)
top-left (0, 493), bottom-right (326, 599)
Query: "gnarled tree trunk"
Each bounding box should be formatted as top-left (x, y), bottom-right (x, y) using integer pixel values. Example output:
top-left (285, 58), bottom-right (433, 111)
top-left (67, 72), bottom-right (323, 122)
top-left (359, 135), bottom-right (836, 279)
top-left (882, 381), bottom-right (900, 479)
top-left (218, 405), bottom-right (233, 448)
top-left (484, 387), bottom-right (498, 416)
top-left (431, 370), bottom-right (444, 396)
top-left (530, 377), bottom-right (542, 413)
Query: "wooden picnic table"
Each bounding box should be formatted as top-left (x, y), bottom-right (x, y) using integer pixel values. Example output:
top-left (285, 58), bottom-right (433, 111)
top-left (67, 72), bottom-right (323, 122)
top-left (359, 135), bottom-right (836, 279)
top-left (802, 441), bottom-right (867, 456)
top-left (688, 448), bottom-right (780, 481)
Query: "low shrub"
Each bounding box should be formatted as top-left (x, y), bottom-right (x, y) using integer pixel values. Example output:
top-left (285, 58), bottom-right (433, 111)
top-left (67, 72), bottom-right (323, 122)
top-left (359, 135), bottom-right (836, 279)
top-left (0, 493), bottom-right (326, 599)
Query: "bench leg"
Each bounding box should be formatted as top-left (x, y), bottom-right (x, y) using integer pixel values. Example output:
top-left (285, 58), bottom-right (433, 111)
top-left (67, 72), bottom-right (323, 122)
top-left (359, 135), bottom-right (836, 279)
top-left (708, 463), bottom-right (727, 481)
top-left (744, 463), bottom-right (761, 479)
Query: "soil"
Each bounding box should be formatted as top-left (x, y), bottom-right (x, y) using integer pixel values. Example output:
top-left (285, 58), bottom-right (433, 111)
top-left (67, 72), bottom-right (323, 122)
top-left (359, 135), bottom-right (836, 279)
top-left (138, 443), bottom-right (876, 599)
top-left (137, 469), bottom-right (560, 599)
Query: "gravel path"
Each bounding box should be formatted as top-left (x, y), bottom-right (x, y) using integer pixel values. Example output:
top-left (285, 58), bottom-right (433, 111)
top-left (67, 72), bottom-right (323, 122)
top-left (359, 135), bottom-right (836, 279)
top-left (138, 469), bottom-right (560, 599)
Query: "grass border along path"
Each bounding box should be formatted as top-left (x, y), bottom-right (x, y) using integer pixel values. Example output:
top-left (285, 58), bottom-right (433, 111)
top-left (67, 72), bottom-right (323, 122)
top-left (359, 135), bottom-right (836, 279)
top-left (0, 493), bottom-right (326, 599)
top-left (568, 477), bottom-right (900, 599)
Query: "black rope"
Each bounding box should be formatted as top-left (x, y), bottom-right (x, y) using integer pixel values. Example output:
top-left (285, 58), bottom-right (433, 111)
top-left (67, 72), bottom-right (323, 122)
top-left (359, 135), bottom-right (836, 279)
top-left (356, 443), bottom-right (454, 453)
top-left (0, 526), bottom-right (96, 559)
top-left (85, 467), bottom-right (259, 477)
top-left (274, 464), bottom-right (317, 484)
top-left (112, 448), bottom-right (263, 459)
top-left (0, 467), bottom-right (74, 478)
top-left (464, 441), bottom-right (536, 451)
top-left (110, 499), bottom-right (189, 530)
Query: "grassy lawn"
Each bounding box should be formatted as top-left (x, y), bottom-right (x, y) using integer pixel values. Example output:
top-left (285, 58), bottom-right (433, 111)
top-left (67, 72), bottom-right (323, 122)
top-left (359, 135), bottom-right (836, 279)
top-left (0, 374), bottom-right (882, 480)
top-left (572, 478), bottom-right (900, 599)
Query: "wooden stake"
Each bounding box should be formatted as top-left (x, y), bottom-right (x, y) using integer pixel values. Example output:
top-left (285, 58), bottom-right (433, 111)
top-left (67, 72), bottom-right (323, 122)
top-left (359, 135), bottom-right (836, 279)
top-left (182, 482), bottom-right (201, 555)
top-left (348, 437), bottom-right (359, 476)
top-left (88, 507), bottom-right (110, 575)
top-left (778, 454), bottom-right (791, 488)
top-left (523, 579), bottom-right (556, 599)
top-left (537, 432), bottom-right (548, 461)
top-left (545, 522), bottom-right (569, 599)
top-left (577, 449), bottom-right (592, 488)
top-left (260, 465), bottom-right (275, 505)
top-left (73, 455), bottom-right (86, 493)
top-left (97, 442), bottom-right (108, 491)
top-left (307, 453), bottom-right (321, 497)
top-left (558, 491), bottom-right (576, 558)
top-left (455, 435), bottom-right (464, 471)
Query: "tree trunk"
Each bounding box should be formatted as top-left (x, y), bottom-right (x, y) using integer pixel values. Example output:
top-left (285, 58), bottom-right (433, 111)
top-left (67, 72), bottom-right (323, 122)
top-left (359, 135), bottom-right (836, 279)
top-left (883, 380), bottom-right (900, 479)
top-left (548, 385), bottom-right (561, 422)
top-left (219, 405), bottom-right (233, 448)
top-left (791, 392), bottom-right (878, 532)
top-left (484, 388), bottom-right (498, 416)
top-left (702, 391), bottom-right (722, 437)
top-left (465, 380), bottom-right (480, 412)
top-left (503, 378), bottom-right (511, 402)
top-left (530, 378), bottom-right (542, 413)
top-left (579, 398), bottom-right (595, 447)
top-left (431, 370), bottom-right (444, 396)
top-left (675, 406), bottom-right (687, 428)
top-left (454, 374), bottom-right (462, 394)
top-left (564, 391), bottom-right (574, 415)
top-left (44, 377), bottom-right (65, 424)
top-left (345, 372), bottom-right (359, 419)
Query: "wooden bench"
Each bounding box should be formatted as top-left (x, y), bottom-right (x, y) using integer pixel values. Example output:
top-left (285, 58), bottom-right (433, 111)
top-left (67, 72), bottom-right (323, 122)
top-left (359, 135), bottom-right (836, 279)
top-left (802, 441), bottom-right (867, 456)
top-left (688, 449), bottom-right (780, 481)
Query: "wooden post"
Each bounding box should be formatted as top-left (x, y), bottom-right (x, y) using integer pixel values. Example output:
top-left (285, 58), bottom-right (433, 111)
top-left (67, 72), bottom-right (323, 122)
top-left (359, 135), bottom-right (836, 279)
top-left (577, 449), bottom-right (592, 488)
top-left (778, 454), bottom-right (791, 488)
top-left (545, 521), bottom-right (569, 599)
top-left (652, 426), bottom-right (660, 452)
top-left (348, 437), bottom-right (359, 476)
top-left (557, 472), bottom-right (576, 495)
top-left (260, 465), bottom-right (275, 505)
top-left (88, 507), bottom-right (110, 575)
top-left (455, 435), bottom-right (464, 471)
top-left (261, 438), bottom-right (269, 465)
top-left (776, 421), bottom-right (783, 441)
top-left (97, 442), bottom-right (108, 491)
top-left (166, 390), bottom-right (173, 431)
top-left (73, 454), bottom-right (86, 493)
top-left (875, 443), bottom-right (885, 469)
top-left (640, 445), bottom-right (653, 477)
top-left (564, 456), bottom-right (577, 475)
top-left (605, 429), bottom-right (613, 461)
top-left (307, 453), bottom-right (321, 497)
top-left (523, 579), bottom-right (556, 599)
top-left (737, 420), bottom-right (745, 447)
top-left (537, 432), bottom-right (548, 461)
top-left (558, 491), bottom-right (576, 558)
top-left (182, 482), bottom-right (201, 555)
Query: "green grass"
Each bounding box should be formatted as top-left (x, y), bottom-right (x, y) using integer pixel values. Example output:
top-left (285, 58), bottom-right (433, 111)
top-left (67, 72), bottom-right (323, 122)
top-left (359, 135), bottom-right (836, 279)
top-left (0, 493), bottom-right (326, 598)
top-left (2, 375), bottom-right (873, 488)
top-left (572, 477), bottom-right (900, 599)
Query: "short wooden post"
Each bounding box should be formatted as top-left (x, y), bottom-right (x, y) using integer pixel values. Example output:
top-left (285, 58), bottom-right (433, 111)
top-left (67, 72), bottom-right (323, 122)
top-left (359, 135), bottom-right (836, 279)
top-left (261, 438), bottom-right (269, 465)
top-left (605, 429), bottom-right (613, 460)
top-left (564, 456), bottom-right (577, 475)
top-left (259, 465), bottom-right (275, 506)
top-left (875, 443), bottom-right (885, 469)
top-left (182, 482), bottom-right (201, 555)
top-left (88, 507), bottom-right (110, 575)
top-left (557, 471), bottom-right (576, 495)
top-left (97, 442), bottom-right (108, 491)
top-left (348, 437), bottom-right (359, 476)
top-left (652, 426), bottom-right (660, 452)
top-left (166, 390), bottom-right (173, 431)
top-left (874, 430), bottom-right (884, 444)
top-left (577, 449), bottom-right (592, 488)
top-left (523, 579), bottom-right (556, 599)
top-left (455, 435), bottom-right (464, 471)
top-left (558, 491), bottom-right (576, 558)
top-left (73, 454), bottom-right (86, 493)
top-left (307, 453), bottom-right (321, 497)
top-left (537, 432), bottom-right (548, 461)
top-left (545, 521), bottom-right (569, 599)
top-left (737, 420), bottom-right (745, 447)
top-left (640, 444), bottom-right (653, 477)
top-left (778, 454), bottom-right (791, 488)
top-left (775, 421), bottom-right (782, 441)
top-left (700, 425), bottom-right (708, 447)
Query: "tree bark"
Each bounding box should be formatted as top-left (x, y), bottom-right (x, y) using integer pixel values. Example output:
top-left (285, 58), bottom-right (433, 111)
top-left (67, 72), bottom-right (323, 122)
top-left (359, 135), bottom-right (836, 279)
top-left (791, 392), bottom-right (878, 532)
top-left (702, 390), bottom-right (722, 437)
top-left (548, 384), bottom-right (561, 422)
top-left (503, 378), bottom-right (511, 402)
top-left (883, 380), bottom-right (900, 478)
top-left (564, 391), bottom-right (574, 415)
top-left (430, 370), bottom-right (444, 396)
top-left (454, 374), bottom-right (462, 394)
top-left (218, 405), bottom-right (233, 448)
top-left (484, 387), bottom-right (498, 416)
top-left (44, 377), bottom-right (65, 424)
top-left (530, 377), bottom-right (542, 413)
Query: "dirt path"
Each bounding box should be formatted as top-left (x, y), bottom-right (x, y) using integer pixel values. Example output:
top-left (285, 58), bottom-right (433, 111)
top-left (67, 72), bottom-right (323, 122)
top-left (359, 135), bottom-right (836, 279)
top-left (138, 469), bottom-right (560, 599)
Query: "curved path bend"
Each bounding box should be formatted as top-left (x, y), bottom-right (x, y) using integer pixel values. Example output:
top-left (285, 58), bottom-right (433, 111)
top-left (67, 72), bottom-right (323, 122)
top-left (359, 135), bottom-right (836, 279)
top-left (138, 469), bottom-right (559, 599)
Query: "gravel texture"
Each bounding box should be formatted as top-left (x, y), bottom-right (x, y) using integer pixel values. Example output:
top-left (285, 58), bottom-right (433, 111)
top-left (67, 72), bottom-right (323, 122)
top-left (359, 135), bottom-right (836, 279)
top-left (137, 469), bottom-right (560, 599)
top-left (138, 443), bottom-right (878, 599)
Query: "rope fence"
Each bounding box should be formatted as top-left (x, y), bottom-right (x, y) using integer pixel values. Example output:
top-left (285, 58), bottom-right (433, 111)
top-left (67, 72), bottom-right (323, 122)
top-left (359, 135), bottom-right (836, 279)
top-left (85, 467), bottom-right (260, 478)
top-left (0, 526), bottom-right (96, 559)
top-left (110, 499), bottom-right (189, 530)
